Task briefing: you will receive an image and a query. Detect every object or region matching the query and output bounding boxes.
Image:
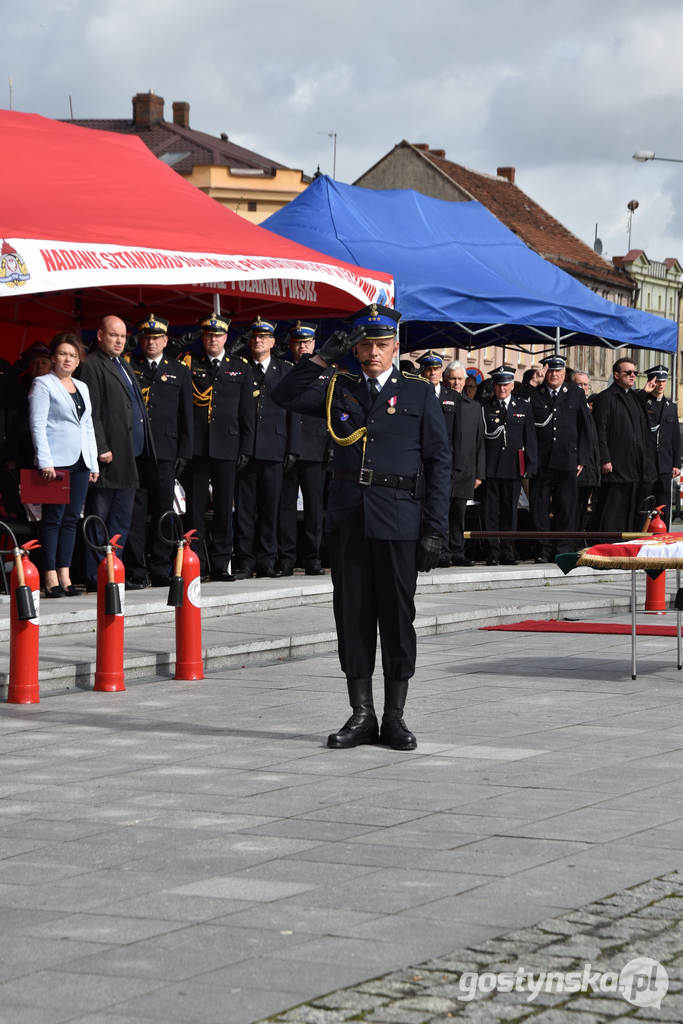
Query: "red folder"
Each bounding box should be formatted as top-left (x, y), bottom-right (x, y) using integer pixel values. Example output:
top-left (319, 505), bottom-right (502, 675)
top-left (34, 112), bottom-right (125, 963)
top-left (20, 469), bottom-right (71, 504)
top-left (518, 450), bottom-right (526, 477)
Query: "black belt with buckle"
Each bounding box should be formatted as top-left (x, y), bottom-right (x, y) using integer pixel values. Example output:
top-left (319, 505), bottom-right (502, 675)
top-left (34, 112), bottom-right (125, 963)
top-left (333, 469), bottom-right (417, 490)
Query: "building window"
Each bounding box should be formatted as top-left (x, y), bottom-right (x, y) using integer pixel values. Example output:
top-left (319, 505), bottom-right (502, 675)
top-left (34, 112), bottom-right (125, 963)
top-left (247, 201), bottom-right (257, 212)
top-left (658, 294), bottom-right (662, 310)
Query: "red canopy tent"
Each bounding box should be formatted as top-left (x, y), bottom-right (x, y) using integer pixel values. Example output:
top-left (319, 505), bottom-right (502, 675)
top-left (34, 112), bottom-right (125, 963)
top-left (0, 111), bottom-right (393, 355)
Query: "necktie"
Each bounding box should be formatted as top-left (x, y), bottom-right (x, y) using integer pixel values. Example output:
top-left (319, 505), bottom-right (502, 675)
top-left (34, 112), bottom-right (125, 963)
top-left (149, 361), bottom-right (157, 378)
top-left (368, 377), bottom-right (380, 398)
top-left (254, 363), bottom-right (265, 384)
top-left (551, 389), bottom-right (557, 400)
top-left (212, 358), bottom-right (219, 369)
top-left (113, 357), bottom-right (133, 395)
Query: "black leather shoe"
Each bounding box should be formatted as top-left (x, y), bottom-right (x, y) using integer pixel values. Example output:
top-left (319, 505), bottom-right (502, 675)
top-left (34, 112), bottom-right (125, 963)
top-left (61, 584), bottom-right (81, 596)
top-left (211, 570), bottom-right (235, 582)
top-left (150, 575), bottom-right (170, 587)
top-left (379, 712), bottom-right (417, 751)
top-left (304, 563), bottom-right (324, 575)
top-left (85, 579), bottom-right (98, 594)
top-left (500, 556), bottom-right (518, 565)
top-left (486, 558), bottom-right (499, 566)
top-left (200, 575), bottom-right (211, 583)
top-left (125, 579), bottom-right (149, 591)
top-left (45, 585), bottom-right (65, 598)
top-left (232, 570), bottom-right (253, 580)
top-left (275, 564), bottom-right (294, 577)
top-left (327, 707), bottom-right (379, 748)
top-left (451, 556), bottom-right (474, 567)
top-left (255, 566), bottom-right (277, 578)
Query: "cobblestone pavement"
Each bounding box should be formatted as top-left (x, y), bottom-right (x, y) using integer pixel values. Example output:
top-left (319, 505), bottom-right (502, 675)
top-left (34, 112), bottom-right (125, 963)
top-left (261, 872), bottom-right (682, 1024)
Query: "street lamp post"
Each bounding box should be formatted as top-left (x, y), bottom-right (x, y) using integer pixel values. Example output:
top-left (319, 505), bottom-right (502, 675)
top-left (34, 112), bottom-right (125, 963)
top-left (632, 151), bottom-right (683, 163)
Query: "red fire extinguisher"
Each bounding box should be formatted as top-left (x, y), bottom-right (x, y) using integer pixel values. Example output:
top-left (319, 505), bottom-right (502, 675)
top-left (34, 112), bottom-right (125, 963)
top-left (172, 529), bottom-right (204, 680)
top-left (7, 536), bottom-right (41, 704)
top-left (645, 505), bottom-right (668, 614)
top-left (94, 535), bottom-right (126, 691)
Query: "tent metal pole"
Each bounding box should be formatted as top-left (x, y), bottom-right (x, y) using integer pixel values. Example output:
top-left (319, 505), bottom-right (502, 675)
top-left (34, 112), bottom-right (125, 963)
top-left (213, 294), bottom-right (221, 316)
top-left (555, 325), bottom-right (560, 356)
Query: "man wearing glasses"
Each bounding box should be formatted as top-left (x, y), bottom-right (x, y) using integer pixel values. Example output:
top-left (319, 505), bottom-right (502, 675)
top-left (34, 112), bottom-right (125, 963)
top-left (591, 358), bottom-right (648, 531)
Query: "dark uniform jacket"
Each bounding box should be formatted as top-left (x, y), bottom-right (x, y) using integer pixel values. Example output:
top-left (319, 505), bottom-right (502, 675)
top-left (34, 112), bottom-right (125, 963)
top-left (272, 359), bottom-right (451, 541)
top-left (246, 357), bottom-right (297, 462)
top-left (182, 352), bottom-right (254, 461)
top-left (126, 353), bottom-right (193, 462)
top-left (78, 348), bottom-right (154, 489)
top-left (592, 383), bottom-right (647, 484)
top-left (636, 391), bottom-right (681, 479)
top-left (580, 409), bottom-right (601, 488)
top-left (482, 395), bottom-right (538, 479)
top-left (284, 358), bottom-right (332, 462)
top-left (443, 389), bottom-right (485, 499)
top-left (529, 382), bottom-right (592, 471)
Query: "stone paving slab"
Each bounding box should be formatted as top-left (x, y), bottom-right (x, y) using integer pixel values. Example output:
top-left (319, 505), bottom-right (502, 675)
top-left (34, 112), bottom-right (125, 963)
top-left (0, 599), bottom-right (681, 1023)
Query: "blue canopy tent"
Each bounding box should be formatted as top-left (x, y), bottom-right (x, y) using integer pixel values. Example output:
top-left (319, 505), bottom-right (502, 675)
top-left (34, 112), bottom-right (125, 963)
top-left (263, 176), bottom-right (677, 356)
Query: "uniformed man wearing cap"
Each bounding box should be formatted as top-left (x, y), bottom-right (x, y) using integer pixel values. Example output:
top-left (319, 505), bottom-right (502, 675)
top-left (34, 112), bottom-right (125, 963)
top-left (272, 304), bottom-right (451, 751)
top-left (592, 357), bottom-right (648, 531)
top-left (277, 322), bottom-right (331, 576)
top-left (233, 316), bottom-right (297, 579)
top-left (528, 355), bottom-right (592, 562)
top-left (124, 315), bottom-right (194, 586)
top-left (181, 314), bottom-right (255, 581)
top-left (637, 364), bottom-right (680, 526)
top-left (481, 365), bottom-right (538, 565)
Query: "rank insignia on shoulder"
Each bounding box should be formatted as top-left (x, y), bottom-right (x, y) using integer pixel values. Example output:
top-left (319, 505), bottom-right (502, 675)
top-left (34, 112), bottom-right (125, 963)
top-left (401, 370), bottom-right (424, 381)
top-left (252, 389), bottom-right (261, 397)
top-left (240, 356), bottom-right (248, 363)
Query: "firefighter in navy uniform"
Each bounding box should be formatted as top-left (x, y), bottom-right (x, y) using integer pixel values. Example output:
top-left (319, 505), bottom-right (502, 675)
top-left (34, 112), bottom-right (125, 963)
top-left (277, 321), bottom-right (332, 576)
top-left (233, 317), bottom-right (297, 579)
top-left (124, 314), bottom-right (194, 586)
top-left (528, 354), bottom-right (592, 562)
top-left (637, 364), bottom-right (681, 526)
top-left (481, 364), bottom-right (538, 565)
top-left (272, 304), bottom-right (451, 751)
top-left (417, 350), bottom-right (460, 565)
top-left (182, 314), bottom-right (255, 581)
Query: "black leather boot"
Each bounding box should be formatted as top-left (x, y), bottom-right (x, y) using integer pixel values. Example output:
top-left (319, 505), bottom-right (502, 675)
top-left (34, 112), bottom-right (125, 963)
top-left (380, 679), bottom-right (417, 750)
top-left (327, 678), bottom-right (379, 748)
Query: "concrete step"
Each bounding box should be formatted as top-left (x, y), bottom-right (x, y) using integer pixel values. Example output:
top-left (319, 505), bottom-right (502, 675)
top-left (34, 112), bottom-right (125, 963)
top-left (0, 564), bottom-right (657, 700)
top-left (0, 563), bottom-right (628, 641)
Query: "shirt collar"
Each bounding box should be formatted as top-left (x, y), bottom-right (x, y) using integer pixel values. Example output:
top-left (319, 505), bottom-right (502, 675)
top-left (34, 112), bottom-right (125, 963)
top-left (362, 367), bottom-right (393, 390)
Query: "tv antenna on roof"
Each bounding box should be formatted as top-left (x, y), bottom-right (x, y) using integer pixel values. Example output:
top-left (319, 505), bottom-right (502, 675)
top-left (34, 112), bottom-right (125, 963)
top-left (593, 223), bottom-right (603, 255)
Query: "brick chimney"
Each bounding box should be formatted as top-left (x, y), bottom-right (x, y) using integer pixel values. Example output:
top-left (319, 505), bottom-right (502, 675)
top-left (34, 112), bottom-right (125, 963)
top-left (430, 148), bottom-right (446, 158)
top-left (132, 91), bottom-right (164, 127)
top-left (172, 101), bottom-right (190, 129)
top-left (497, 166), bottom-right (516, 183)
top-left (413, 143), bottom-right (430, 151)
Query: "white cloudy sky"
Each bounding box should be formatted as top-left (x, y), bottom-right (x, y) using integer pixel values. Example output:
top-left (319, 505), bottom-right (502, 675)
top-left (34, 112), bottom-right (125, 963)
top-left (4, 0), bottom-right (682, 262)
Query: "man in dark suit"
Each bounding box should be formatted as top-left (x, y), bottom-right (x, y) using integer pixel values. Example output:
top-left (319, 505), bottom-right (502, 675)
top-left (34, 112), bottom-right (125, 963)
top-left (592, 357), bottom-right (648, 531)
top-left (529, 355), bottom-right (593, 562)
top-left (181, 314), bottom-right (254, 581)
top-left (233, 317), bottom-right (296, 579)
top-left (273, 304), bottom-right (451, 751)
top-left (637, 364), bottom-right (680, 527)
top-left (124, 314), bottom-right (194, 586)
top-left (481, 365), bottom-right (538, 565)
top-left (78, 314), bottom-right (154, 588)
top-left (277, 322), bottom-right (331, 576)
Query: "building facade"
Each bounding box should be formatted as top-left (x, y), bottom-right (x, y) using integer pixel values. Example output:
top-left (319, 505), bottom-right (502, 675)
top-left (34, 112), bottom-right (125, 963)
top-left (67, 91), bottom-right (310, 224)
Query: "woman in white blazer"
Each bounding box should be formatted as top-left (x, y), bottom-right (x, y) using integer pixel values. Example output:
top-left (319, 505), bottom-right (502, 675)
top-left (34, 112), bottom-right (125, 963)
top-left (29, 333), bottom-right (99, 596)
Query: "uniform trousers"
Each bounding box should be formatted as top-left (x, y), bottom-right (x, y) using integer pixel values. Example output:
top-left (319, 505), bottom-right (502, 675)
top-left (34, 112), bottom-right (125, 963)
top-left (482, 478), bottom-right (521, 560)
top-left (234, 459), bottom-right (283, 572)
top-left (185, 457), bottom-right (236, 575)
top-left (278, 459), bottom-right (325, 569)
top-left (124, 457), bottom-right (175, 581)
top-left (531, 468), bottom-right (578, 556)
top-left (85, 486), bottom-right (136, 582)
top-left (327, 505), bottom-right (417, 683)
top-left (448, 497), bottom-right (467, 559)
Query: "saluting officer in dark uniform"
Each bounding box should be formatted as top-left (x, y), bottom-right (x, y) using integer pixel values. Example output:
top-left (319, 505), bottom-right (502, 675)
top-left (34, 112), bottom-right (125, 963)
top-left (637, 364), bottom-right (681, 526)
top-left (272, 304), bottom-right (451, 751)
top-left (233, 317), bottom-right (296, 579)
top-left (417, 350), bottom-right (460, 566)
top-left (182, 314), bottom-right (255, 581)
top-left (124, 314), bottom-right (194, 586)
top-left (277, 321), bottom-right (331, 576)
top-left (481, 364), bottom-right (538, 565)
top-left (529, 354), bottom-right (592, 562)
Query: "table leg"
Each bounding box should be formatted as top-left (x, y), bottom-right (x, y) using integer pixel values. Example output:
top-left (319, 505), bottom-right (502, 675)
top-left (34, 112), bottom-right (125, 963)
top-left (631, 570), bottom-right (637, 680)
